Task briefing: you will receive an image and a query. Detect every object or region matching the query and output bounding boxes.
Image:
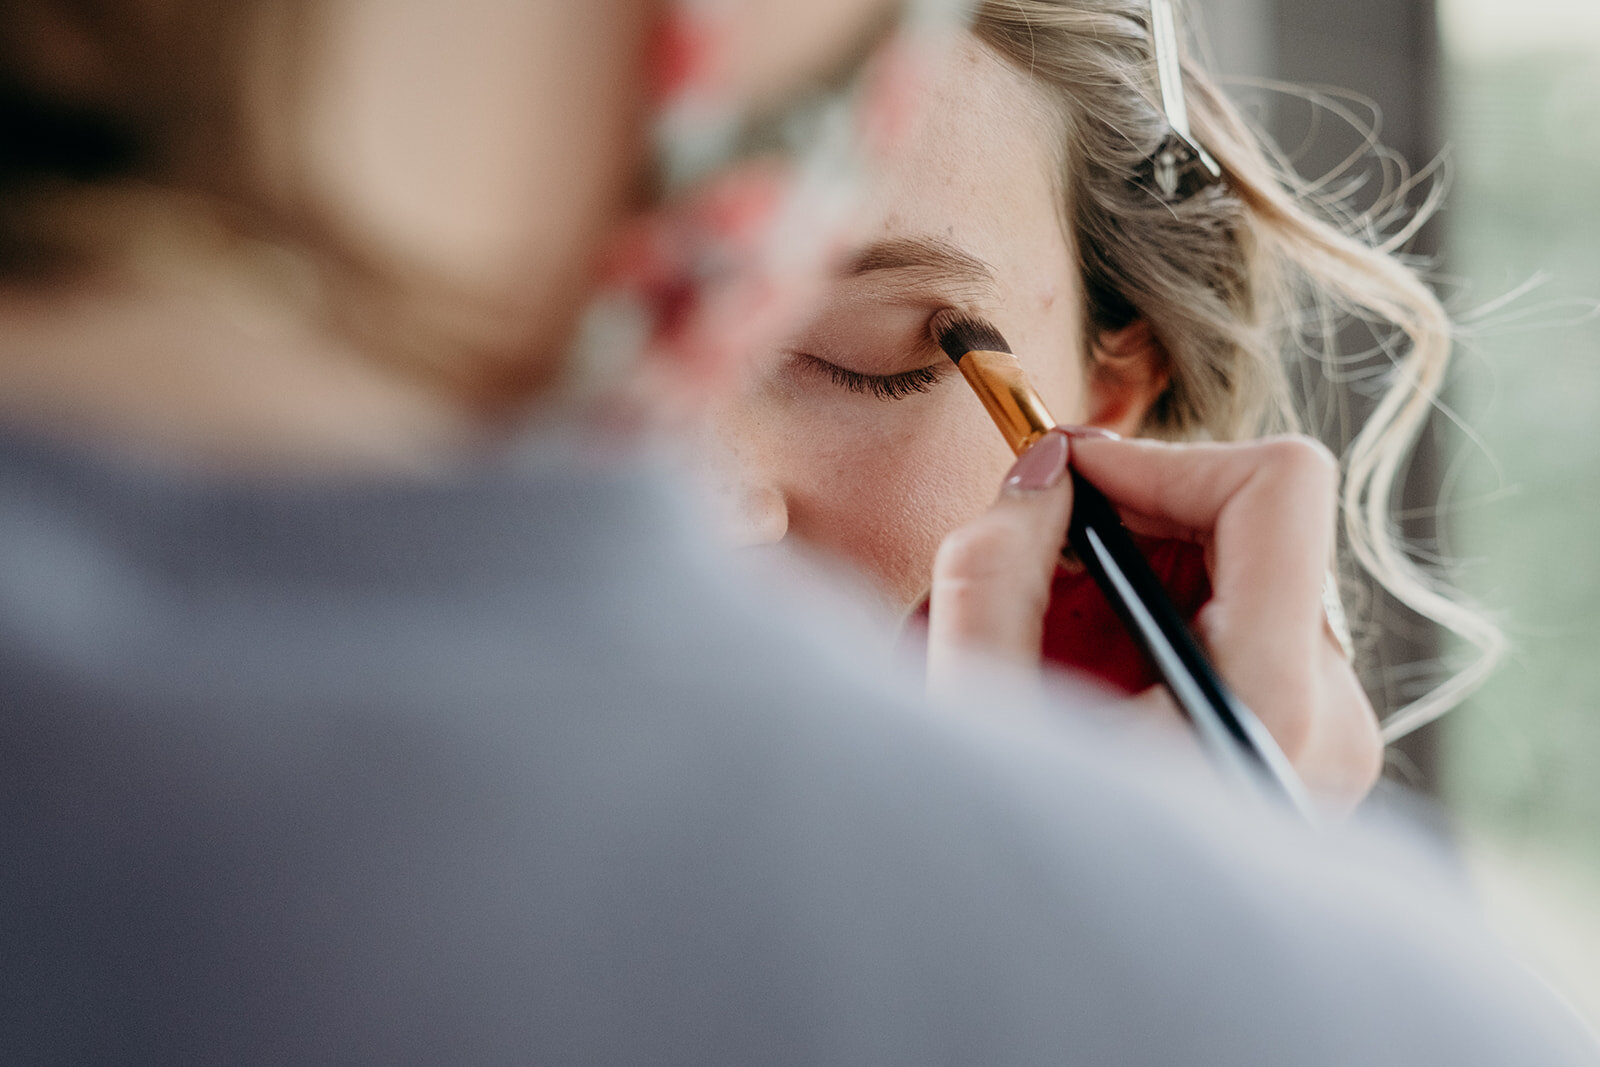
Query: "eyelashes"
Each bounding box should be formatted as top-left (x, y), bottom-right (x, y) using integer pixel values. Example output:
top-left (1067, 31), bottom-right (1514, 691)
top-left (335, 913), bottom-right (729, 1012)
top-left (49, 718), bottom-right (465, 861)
top-left (792, 352), bottom-right (946, 401)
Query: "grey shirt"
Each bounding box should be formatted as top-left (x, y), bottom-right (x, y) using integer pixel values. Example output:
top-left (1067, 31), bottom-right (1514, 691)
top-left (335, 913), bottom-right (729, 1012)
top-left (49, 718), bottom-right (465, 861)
top-left (1, 428), bottom-right (1594, 1064)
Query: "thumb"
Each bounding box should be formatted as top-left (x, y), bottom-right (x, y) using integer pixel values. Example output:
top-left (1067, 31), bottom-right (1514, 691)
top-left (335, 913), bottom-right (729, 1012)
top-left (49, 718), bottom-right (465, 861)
top-left (926, 430), bottom-right (1076, 689)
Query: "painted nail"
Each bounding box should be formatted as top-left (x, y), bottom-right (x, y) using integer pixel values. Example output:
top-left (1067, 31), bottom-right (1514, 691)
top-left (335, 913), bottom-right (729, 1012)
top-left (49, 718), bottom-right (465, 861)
top-left (1004, 431), bottom-right (1071, 493)
top-left (1057, 424), bottom-right (1121, 441)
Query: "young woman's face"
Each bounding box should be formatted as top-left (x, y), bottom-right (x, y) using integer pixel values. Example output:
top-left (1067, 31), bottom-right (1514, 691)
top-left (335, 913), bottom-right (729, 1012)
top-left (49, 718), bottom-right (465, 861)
top-left (705, 37), bottom-right (1115, 612)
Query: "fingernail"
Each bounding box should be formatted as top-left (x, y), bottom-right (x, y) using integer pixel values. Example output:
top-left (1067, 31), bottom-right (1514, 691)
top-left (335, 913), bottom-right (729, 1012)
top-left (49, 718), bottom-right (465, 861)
top-left (1004, 431), bottom-right (1071, 493)
top-left (1058, 424), bottom-right (1121, 441)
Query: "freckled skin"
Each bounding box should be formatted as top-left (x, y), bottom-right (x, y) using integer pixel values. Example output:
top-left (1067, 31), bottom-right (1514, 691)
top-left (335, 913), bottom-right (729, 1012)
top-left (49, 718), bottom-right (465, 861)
top-left (706, 37), bottom-right (1107, 613)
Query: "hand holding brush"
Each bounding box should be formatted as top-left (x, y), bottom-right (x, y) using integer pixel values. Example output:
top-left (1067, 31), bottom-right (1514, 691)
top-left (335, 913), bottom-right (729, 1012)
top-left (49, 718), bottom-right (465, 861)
top-left (928, 310), bottom-right (1379, 817)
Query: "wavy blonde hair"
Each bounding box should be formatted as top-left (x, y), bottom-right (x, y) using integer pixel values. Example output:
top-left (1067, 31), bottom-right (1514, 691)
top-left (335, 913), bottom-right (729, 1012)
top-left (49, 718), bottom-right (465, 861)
top-left (975, 0), bottom-right (1502, 738)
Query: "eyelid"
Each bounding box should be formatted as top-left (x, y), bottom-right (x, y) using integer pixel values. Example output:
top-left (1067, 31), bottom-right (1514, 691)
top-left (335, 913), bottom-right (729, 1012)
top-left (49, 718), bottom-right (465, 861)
top-left (791, 352), bottom-right (949, 401)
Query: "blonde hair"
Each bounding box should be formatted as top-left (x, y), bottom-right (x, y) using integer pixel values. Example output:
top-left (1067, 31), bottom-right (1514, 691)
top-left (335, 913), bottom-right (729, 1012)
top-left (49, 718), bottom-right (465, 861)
top-left (975, 0), bottom-right (1503, 738)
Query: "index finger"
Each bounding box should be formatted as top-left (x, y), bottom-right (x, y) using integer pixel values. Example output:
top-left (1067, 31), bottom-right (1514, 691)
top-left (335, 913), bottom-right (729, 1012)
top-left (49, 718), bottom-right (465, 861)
top-left (1068, 434), bottom-right (1338, 666)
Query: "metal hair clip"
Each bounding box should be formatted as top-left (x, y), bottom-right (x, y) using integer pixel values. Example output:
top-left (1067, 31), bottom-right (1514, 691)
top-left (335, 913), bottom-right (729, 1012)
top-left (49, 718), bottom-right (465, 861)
top-left (1142, 0), bottom-right (1223, 201)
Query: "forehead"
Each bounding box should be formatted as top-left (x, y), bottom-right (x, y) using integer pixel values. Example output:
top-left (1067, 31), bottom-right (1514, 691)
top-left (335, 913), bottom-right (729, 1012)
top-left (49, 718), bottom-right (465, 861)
top-left (855, 35), bottom-right (1070, 301)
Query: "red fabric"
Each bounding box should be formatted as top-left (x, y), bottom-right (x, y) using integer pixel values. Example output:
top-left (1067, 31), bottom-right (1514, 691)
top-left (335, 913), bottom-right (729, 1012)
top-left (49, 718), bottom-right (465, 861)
top-left (1040, 538), bottom-right (1211, 694)
top-left (905, 537), bottom-right (1211, 695)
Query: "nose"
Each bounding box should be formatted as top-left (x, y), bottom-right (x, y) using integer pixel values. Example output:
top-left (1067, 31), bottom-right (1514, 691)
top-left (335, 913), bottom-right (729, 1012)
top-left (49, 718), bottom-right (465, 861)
top-left (699, 425), bottom-right (791, 547)
top-left (721, 480), bottom-right (790, 548)
top-left (695, 396), bottom-right (791, 548)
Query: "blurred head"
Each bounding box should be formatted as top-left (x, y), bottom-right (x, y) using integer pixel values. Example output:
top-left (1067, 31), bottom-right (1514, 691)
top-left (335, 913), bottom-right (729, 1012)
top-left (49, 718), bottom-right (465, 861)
top-left (0, 0), bottom-right (944, 441)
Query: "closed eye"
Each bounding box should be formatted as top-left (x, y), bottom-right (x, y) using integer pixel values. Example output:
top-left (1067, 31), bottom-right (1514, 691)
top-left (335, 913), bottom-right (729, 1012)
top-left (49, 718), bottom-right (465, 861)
top-left (793, 353), bottom-right (948, 401)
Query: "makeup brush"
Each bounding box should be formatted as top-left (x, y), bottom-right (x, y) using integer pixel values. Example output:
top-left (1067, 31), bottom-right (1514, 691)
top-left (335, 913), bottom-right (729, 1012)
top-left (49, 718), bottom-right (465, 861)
top-left (932, 309), bottom-right (1314, 818)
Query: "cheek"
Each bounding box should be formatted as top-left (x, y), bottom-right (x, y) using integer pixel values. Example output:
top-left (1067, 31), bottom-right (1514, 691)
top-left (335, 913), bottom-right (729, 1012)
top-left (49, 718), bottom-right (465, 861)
top-left (1001, 283), bottom-right (1091, 423)
top-left (779, 394), bottom-right (1015, 610)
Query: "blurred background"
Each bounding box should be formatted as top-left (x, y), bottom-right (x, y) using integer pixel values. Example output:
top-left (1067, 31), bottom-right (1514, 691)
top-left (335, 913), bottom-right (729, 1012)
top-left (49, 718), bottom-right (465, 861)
top-left (1201, 0), bottom-right (1600, 1027)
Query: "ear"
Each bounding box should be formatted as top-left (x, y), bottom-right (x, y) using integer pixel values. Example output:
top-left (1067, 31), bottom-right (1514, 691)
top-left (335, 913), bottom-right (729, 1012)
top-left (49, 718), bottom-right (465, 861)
top-left (1083, 320), bottom-right (1170, 436)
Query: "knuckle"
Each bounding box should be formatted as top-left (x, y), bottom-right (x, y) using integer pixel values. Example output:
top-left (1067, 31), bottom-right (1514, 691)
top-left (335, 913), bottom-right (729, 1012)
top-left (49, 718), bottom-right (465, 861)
top-left (1263, 435), bottom-right (1339, 485)
top-left (1253, 436), bottom-right (1339, 506)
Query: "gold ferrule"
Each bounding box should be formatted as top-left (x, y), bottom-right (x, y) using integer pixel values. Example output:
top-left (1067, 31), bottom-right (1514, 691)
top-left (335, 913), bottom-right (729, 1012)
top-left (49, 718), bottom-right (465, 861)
top-left (956, 350), bottom-right (1058, 456)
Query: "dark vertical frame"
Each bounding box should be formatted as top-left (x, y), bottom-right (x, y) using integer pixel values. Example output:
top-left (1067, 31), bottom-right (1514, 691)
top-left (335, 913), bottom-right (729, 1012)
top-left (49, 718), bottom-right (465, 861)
top-left (1202, 0), bottom-right (1447, 788)
top-left (1274, 0), bottom-right (1447, 790)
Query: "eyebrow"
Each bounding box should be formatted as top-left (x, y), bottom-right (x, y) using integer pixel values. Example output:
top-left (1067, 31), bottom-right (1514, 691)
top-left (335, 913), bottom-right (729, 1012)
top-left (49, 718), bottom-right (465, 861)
top-left (843, 236), bottom-right (1000, 306)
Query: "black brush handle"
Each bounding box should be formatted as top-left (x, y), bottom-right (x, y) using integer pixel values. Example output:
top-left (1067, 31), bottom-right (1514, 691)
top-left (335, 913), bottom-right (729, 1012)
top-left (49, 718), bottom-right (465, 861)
top-left (1066, 471), bottom-right (1315, 818)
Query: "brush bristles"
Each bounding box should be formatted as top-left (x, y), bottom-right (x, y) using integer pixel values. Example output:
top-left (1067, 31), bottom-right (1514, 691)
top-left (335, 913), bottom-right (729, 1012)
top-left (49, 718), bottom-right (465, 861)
top-left (931, 309), bottom-right (1011, 362)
